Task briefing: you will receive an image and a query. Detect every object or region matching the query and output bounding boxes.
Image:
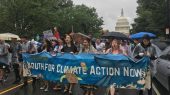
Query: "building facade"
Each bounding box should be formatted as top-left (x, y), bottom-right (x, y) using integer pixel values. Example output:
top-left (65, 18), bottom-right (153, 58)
top-left (115, 9), bottom-right (130, 35)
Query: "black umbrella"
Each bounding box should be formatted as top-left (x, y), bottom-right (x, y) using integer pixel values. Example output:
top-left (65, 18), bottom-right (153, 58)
top-left (102, 31), bottom-right (129, 40)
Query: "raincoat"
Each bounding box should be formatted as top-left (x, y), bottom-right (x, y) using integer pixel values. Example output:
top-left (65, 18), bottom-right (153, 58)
top-left (132, 42), bottom-right (161, 89)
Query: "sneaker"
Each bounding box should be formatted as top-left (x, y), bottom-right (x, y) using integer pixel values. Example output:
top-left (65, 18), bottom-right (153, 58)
top-left (44, 87), bottom-right (48, 92)
top-left (40, 86), bottom-right (45, 90)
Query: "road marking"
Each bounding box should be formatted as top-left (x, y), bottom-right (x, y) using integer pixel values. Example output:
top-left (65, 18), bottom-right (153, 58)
top-left (152, 83), bottom-right (160, 95)
top-left (0, 80), bottom-right (32, 95)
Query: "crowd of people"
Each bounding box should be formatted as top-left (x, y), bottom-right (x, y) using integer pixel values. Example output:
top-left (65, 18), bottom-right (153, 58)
top-left (0, 31), bottom-right (161, 95)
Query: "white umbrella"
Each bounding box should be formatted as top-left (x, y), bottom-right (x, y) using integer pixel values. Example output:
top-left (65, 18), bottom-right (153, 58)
top-left (0, 33), bottom-right (20, 40)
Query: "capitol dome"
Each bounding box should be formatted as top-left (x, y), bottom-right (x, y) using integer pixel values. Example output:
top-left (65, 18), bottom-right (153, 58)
top-left (115, 9), bottom-right (130, 35)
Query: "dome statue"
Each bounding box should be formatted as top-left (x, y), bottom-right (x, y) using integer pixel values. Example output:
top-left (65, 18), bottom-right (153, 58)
top-left (115, 8), bottom-right (130, 36)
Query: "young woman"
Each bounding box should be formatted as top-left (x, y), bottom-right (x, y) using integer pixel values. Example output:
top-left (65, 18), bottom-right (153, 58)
top-left (40, 39), bottom-right (53, 92)
top-left (106, 39), bottom-right (126, 95)
top-left (61, 34), bottom-right (77, 94)
top-left (61, 34), bottom-right (77, 53)
top-left (79, 38), bottom-right (97, 54)
top-left (52, 39), bottom-right (63, 91)
top-left (54, 39), bottom-right (63, 53)
top-left (106, 39), bottom-right (124, 54)
top-left (79, 38), bottom-right (97, 95)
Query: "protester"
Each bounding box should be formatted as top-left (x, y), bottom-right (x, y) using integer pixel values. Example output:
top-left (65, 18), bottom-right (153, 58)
top-left (39, 39), bottom-right (53, 92)
top-left (79, 38), bottom-right (97, 95)
top-left (52, 39), bottom-right (63, 91)
top-left (53, 39), bottom-right (63, 53)
top-left (79, 38), bottom-right (97, 54)
top-left (0, 39), bottom-right (9, 83)
top-left (10, 38), bottom-right (22, 84)
top-left (61, 34), bottom-right (77, 54)
top-left (53, 27), bottom-right (60, 40)
top-left (0, 39), bottom-right (9, 66)
top-left (106, 39), bottom-right (124, 54)
top-left (133, 34), bottom-right (159, 61)
top-left (128, 38), bottom-right (140, 57)
top-left (133, 34), bottom-right (160, 95)
top-left (120, 40), bottom-right (129, 56)
top-left (20, 36), bottom-right (37, 86)
top-left (61, 34), bottom-right (78, 94)
top-left (105, 39), bottom-right (126, 95)
top-left (74, 37), bottom-right (83, 52)
top-left (95, 38), bottom-right (105, 53)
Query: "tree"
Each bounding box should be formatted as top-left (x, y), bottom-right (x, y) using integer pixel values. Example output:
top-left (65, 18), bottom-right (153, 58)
top-left (131, 0), bottom-right (166, 36)
top-left (0, 0), bottom-right (103, 38)
top-left (54, 4), bottom-right (103, 37)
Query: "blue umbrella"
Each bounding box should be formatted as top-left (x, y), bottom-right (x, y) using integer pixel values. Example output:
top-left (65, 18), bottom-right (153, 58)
top-left (130, 32), bottom-right (156, 39)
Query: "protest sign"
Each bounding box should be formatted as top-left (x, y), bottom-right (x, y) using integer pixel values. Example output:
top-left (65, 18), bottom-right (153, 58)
top-left (43, 30), bottom-right (56, 40)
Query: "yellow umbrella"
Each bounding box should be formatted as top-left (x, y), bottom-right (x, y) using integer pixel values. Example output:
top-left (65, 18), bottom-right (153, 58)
top-left (0, 33), bottom-right (20, 40)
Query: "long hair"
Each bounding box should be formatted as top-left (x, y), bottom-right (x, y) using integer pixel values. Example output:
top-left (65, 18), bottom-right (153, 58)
top-left (110, 39), bottom-right (122, 53)
top-left (82, 38), bottom-right (91, 52)
top-left (43, 39), bottom-right (52, 52)
top-left (64, 34), bottom-right (74, 46)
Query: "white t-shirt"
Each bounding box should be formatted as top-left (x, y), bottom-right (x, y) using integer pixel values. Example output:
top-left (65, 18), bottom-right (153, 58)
top-left (95, 42), bottom-right (105, 52)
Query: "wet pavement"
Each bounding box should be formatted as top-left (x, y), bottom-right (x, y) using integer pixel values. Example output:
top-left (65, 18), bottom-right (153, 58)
top-left (0, 72), bottom-right (158, 95)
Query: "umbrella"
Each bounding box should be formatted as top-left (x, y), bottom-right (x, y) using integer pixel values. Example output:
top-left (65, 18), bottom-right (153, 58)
top-left (0, 33), bottom-right (20, 40)
top-left (73, 33), bottom-right (90, 39)
top-left (102, 31), bottom-right (129, 40)
top-left (130, 32), bottom-right (156, 39)
top-left (72, 33), bottom-right (90, 43)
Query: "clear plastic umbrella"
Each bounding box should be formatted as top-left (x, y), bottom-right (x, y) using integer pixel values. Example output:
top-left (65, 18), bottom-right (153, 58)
top-left (0, 33), bottom-right (20, 40)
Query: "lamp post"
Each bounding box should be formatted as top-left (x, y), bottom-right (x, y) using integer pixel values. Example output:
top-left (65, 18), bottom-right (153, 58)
top-left (165, 0), bottom-right (170, 39)
top-left (71, 16), bottom-right (74, 33)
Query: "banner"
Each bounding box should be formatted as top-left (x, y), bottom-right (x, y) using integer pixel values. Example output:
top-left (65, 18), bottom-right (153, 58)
top-left (22, 52), bottom-right (150, 89)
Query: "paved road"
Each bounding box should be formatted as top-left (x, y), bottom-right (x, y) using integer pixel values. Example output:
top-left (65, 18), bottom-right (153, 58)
top-left (0, 72), bottom-right (158, 95)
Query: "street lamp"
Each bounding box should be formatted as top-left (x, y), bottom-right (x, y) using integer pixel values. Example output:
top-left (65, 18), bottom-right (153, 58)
top-left (165, 0), bottom-right (170, 39)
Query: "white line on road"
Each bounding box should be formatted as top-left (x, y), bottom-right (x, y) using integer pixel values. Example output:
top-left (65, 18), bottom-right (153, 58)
top-left (152, 83), bottom-right (160, 95)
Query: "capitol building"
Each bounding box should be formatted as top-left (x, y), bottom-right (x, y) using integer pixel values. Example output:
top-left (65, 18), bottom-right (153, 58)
top-left (115, 9), bottom-right (130, 35)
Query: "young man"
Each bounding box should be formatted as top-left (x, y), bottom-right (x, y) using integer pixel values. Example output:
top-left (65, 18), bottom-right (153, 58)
top-left (19, 36), bottom-right (36, 86)
top-left (133, 34), bottom-right (160, 95)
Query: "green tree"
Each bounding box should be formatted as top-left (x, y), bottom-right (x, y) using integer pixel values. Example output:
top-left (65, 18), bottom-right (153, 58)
top-left (55, 4), bottom-right (103, 37)
top-left (0, 0), bottom-right (103, 38)
top-left (131, 0), bottom-right (166, 36)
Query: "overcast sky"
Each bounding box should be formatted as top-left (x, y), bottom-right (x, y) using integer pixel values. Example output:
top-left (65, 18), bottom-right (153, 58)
top-left (72, 0), bottom-right (138, 31)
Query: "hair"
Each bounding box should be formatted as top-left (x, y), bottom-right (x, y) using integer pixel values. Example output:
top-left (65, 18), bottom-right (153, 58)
top-left (43, 39), bottom-right (52, 52)
top-left (142, 34), bottom-right (150, 40)
top-left (82, 38), bottom-right (92, 52)
top-left (20, 35), bottom-right (28, 39)
top-left (111, 39), bottom-right (121, 49)
top-left (83, 38), bottom-right (91, 44)
top-left (64, 34), bottom-right (74, 45)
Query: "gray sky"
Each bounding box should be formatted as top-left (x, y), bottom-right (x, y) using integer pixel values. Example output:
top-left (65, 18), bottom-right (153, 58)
top-left (72, 0), bottom-right (138, 31)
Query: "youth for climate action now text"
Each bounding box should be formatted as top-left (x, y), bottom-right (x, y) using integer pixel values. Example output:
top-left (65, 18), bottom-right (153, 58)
top-left (25, 62), bottom-right (145, 78)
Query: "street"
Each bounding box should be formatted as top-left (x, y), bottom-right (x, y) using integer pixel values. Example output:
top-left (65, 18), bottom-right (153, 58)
top-left (0, 72), bottom-right (159, 95)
